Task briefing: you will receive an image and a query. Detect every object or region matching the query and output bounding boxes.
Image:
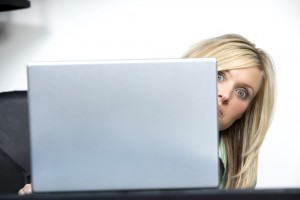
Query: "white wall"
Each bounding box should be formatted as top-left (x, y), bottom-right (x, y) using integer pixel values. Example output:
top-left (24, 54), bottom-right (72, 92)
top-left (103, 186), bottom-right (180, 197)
top-left (1, 0), bottom-right (299, 188)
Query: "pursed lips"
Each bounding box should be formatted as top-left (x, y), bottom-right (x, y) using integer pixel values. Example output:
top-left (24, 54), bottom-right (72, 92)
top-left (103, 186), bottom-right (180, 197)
top-left (218, 106), bottom-right (223, 118)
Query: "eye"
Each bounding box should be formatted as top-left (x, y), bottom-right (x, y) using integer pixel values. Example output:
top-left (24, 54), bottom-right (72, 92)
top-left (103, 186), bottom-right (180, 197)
top-left (218, 72), bottom-right (225, 81)
top-left (235, 88), bottom-right (249, 99)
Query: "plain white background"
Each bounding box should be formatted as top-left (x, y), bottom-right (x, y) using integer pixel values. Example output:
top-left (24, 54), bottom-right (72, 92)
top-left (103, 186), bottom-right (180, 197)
top-left (0, 0), bottom-right (299, 188)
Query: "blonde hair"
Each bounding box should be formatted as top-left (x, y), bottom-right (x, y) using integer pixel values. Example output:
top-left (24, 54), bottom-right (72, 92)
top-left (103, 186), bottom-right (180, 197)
top-left (183, 34), bottom-right (276, 189)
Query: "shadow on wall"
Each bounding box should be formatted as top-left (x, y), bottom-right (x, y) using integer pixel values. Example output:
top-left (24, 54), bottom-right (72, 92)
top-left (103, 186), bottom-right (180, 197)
top-left (0, 9), bottom-right (49, 92)
top-left (0, 12), bottom-right (48, 64)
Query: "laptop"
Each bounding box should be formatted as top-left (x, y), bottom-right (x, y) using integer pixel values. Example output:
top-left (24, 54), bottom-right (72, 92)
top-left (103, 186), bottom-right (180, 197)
top-left (27, 58), bottom-right (219, 193)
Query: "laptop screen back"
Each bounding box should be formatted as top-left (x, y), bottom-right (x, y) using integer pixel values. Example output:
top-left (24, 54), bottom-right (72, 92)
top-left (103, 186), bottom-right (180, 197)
top-left (27, 58), bottom-right (219, 193)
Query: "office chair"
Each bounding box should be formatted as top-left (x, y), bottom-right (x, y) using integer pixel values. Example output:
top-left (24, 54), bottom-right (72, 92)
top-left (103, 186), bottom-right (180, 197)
top-left (0, 91), bottom-right (30, 194)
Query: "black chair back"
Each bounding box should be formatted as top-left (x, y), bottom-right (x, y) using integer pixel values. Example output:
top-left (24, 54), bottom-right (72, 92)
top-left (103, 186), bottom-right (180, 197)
top-left (0, 91), bottom-right (30, 194)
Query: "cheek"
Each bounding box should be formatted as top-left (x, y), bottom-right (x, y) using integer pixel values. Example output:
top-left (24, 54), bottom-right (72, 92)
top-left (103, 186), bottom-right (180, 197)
top-left (231, 102), bottom-right (249, 120)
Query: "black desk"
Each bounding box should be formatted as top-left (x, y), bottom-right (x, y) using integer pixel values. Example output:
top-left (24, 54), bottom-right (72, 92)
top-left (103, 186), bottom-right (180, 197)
top-left (1, 189), bottom-right (300, 200)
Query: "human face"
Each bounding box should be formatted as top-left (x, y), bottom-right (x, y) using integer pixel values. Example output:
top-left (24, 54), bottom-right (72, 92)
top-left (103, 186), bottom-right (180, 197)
top-left (218, 67), bottom-right (263, 131)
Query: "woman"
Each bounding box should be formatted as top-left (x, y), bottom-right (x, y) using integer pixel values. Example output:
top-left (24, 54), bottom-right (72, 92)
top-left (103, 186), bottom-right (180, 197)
top-left (183, 34), bottom-right (275, 189)
top-left (19, 34), bottom-right (275, 194)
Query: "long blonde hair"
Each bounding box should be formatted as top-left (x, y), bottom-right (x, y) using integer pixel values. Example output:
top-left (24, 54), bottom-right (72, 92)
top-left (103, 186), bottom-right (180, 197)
top-left (183, 34), bottom-right (275, 189)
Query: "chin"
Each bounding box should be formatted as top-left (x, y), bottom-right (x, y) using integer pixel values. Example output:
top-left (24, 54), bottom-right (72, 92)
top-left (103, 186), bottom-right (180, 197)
top-left (218, 125), bottom-right (225, 131)
top-left (218, 122), bottom-right (230, 131)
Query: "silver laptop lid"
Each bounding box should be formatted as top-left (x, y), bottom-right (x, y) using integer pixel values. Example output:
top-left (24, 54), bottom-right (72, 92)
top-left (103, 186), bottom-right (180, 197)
top-left (27, 58), bottom-right (219, 193)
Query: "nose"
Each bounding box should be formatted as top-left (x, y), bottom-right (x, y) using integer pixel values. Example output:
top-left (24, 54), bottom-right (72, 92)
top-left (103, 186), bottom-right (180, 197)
top-left (218, 93), bottom-right (229, 104)
top-left (218, 88), bottom-right (231, 104)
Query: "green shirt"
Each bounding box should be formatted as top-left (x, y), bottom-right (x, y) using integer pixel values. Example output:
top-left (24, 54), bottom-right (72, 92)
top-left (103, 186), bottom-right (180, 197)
top-left (218, 139), bottom-right (256, 189)
top-left (219, 139), bottom-right (227, 189)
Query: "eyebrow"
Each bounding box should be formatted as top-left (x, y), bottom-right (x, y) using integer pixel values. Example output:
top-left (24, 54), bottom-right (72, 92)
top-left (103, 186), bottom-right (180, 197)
top-left (242, 84), bottom-right (254, 95)
top-left (223, 70), bottom-right (255, 95)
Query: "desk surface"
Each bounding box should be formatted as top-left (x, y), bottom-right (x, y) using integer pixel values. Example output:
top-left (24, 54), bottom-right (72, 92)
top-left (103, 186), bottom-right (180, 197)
top-left (1, 189), bottom-right (300, 200)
